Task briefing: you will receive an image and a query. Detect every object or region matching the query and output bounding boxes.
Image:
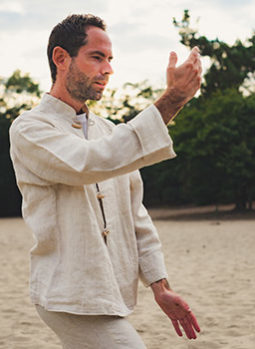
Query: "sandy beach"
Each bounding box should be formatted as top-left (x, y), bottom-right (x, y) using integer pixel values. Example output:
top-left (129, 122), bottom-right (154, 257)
top-left (1, 207), bottom-right (255, 349)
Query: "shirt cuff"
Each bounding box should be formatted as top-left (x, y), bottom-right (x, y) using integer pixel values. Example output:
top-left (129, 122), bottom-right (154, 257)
top-left (128, 104), bottom-right (176, 160)
top-left (139, 250), bottom-right (168, 287)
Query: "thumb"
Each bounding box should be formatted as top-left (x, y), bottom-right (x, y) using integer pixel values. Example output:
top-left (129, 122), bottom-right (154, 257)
top-left (168, 51), bottom-right (178, 69)
top-left (167, 51), bottom-right (178, 86)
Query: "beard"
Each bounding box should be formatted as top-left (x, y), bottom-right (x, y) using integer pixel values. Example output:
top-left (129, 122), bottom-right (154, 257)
top-left (66, 59), bottom-right (105, 102)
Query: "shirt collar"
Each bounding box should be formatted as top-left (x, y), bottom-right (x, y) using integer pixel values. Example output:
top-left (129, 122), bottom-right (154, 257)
top-left (73, 113), bottom-right (87, 124)
top-left (39, 93), bottom-right (92, 124)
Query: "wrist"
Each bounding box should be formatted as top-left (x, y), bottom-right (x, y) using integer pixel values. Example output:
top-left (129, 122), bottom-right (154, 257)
top-left (154, 90), bottom-right (185, 125)
top-left (150, 278), bottom-right (172, 295)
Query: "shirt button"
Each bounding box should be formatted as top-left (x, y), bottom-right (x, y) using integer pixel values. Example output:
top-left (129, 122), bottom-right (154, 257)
top-left (97, 193), bottom-right (105, 200)
top-left (102, 230), bottom-right (110, 237)
top-left (72, 122), bottom-right (82, 129)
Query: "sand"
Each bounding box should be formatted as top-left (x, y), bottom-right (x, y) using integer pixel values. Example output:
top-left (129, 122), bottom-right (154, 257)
top-left (1, 208), bottom-right (255, 349)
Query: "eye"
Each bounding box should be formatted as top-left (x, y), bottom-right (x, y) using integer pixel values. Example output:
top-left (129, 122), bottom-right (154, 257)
top-left (92, 56), bottom-right (103, 62)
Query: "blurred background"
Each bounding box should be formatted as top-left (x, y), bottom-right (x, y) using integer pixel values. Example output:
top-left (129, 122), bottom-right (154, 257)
top-left (1, 0), bottom-right (255, 216)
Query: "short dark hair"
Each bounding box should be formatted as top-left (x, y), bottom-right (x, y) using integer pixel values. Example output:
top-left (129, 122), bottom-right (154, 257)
top-left (47, 14), bottom-right (106, 83)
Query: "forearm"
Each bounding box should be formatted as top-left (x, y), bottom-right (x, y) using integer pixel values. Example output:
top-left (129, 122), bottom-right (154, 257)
top-left (154, 88), bottom-right (185, 125)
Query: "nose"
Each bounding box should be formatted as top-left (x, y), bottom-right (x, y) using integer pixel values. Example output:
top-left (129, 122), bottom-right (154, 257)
top-left (102, 61), bottom-right (114, 76)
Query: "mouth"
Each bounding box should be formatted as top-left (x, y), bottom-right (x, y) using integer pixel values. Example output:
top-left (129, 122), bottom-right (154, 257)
top-left (93, 81), bottom-right (107, 88)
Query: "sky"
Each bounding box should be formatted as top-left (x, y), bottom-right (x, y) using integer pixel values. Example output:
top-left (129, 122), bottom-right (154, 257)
top-left (1, 0), bottom-right (255, 92)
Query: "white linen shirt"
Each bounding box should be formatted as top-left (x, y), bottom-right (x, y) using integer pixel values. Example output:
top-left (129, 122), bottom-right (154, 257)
top-left (9, 93), bottom-right (176, 316)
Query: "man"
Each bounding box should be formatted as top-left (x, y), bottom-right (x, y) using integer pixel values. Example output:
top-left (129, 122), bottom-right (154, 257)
top-left (10, 14), bottom-right (202, 348)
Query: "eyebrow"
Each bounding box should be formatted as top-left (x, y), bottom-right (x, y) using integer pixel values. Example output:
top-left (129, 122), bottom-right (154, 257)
top-left (89, 50), bottom-right (113, 60)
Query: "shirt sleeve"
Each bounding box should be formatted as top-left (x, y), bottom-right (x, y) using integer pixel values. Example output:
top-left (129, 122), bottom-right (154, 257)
top-left (10, 105), bottom-right (176, 186)
top-left (129, 170), bottom-right (168, 287)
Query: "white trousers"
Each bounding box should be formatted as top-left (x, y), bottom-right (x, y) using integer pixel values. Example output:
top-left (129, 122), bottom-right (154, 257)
top-left (35, 305), bottom-right (147, 349)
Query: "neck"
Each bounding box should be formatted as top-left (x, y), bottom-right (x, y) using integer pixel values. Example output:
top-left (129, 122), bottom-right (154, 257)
top-left (49, 83), bottom-right (89, 115)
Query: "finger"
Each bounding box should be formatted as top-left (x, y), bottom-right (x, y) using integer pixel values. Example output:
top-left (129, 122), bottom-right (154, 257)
top-left (171, 319), bottom-right (183, 337)
top-left (188, 46), bottom-right (200, 63)
top-left (185, 66), bottom-right (202, 88)
top-left (167, 52), bottom-right (178, 85)
top-left (197, 63), bottom-right (202, 76)
top-left (180, 318), bottom-right (195, 340)
top-left (189, 312), bottom-right (201, 333)
top-left (193, 45), bottom-right (200, 53)
top-left (191, 46), bottom-right (200, 55)
top-left (194, 55), bottom-right (202, 70)
top-left (168, 51), bottom-right (178, 69)
top-left (184, 317), bottom-right (197, 339)
top-left (180, 318), bottom-right (192, 339)
top-left (183, 68), bottom-right (200, 88)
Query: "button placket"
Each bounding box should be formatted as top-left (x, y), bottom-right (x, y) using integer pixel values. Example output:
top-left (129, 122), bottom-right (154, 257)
top-left (75, 113), bottom-right (109, 245)
top-left (96, 183), bottom-right (109, 245)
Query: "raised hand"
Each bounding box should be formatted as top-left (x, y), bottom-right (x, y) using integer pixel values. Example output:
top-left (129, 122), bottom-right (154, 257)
top-left (155, 46), bottom-right (202, 124)
top-left (166, 47), bottom-right (202, 104)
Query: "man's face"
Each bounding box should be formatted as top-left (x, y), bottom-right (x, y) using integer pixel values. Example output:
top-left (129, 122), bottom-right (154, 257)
top-left (66, 26), bottom-right (113, 102)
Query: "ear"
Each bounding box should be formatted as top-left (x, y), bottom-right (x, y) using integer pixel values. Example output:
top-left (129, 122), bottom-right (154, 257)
top-left (52, 46), bottom-right (71, 72)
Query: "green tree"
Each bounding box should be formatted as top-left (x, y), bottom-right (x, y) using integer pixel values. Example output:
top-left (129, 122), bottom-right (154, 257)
top-left (0, 70), bottom-right (41, 216)
top-left (173, 9), bottom-right (255, 96)
top-left (152, 10), bottom-right (255, 210)
top-left (168, 90), bottom-right (255, 210)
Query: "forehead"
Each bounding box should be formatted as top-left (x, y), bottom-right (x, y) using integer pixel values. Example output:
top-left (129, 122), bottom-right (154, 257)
top-left (80, 26), bottom-right (113, 56)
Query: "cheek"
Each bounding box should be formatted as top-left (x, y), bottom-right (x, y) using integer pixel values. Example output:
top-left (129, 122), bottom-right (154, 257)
top-left (79, 61), bottom-right (98, 75)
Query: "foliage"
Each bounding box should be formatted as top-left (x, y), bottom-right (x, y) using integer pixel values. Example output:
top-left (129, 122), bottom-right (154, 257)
top-left (171, 90), bottom-right (255, 209)
top-left (142, 11), bottom-right (255, 210)
top-left (89, 80), bottom-right (163, 123)
top-left (173, 9), bottom-right (255, 96)
top-left (5, 69), bottom-right (41, 97)
top-left (0, 70), bottom-right (41, 216)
